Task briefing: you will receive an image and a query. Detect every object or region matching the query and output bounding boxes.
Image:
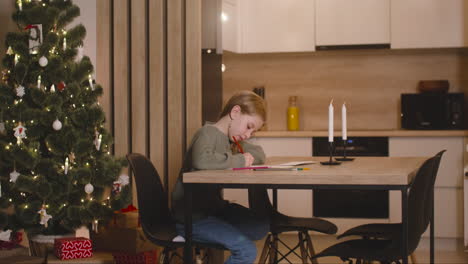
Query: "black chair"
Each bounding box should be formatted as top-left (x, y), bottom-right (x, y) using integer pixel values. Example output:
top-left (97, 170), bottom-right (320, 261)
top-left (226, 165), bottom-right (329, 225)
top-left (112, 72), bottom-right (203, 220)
top-left (310, 151), bottom-right (445, 264)
top-left (249, 186), bottom-right (338, 264)
top-left (127, 153), bottom-right (226, 264)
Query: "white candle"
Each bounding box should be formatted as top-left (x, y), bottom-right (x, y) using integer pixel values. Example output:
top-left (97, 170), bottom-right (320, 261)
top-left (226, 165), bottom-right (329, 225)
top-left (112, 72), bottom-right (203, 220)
top-left (88, 75), bottom-right (94, 90)
top-left (37, 75), bottom-right (41, 89)
top-left (328, 100), bottom-right (334, 142)
top-left (342, 103), bottom-right (347, 140)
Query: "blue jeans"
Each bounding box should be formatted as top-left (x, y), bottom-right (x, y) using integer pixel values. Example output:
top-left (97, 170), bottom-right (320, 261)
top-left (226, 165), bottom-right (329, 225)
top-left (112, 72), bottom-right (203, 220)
top-left (176, 203), bottom-right (269, 264)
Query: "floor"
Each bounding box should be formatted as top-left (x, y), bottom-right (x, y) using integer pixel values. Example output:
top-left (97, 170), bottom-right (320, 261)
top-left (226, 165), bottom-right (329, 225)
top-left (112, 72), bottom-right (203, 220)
top-left (0, 235), bottom-right (467, 263)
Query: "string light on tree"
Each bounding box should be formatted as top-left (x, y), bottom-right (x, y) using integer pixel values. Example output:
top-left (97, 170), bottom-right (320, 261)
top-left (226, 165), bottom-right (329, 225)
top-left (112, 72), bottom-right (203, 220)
top-left (64, 157), bottom-right (69, 174)
top-left (88, 75), bottom-right (94, 90)
top-left (6, 46), bottom-right (13, 55)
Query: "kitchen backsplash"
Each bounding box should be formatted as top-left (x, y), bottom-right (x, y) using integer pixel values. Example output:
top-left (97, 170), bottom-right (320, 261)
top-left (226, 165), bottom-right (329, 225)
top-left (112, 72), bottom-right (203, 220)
top-left (222, 48), bottom-right (468, 131)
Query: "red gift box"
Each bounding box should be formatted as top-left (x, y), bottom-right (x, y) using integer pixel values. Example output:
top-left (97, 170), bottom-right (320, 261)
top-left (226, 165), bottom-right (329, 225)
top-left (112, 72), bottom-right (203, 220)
top-left (113, 250), bottom-right (158, 264)
top-left (54, 237), bottom-right (93, 260)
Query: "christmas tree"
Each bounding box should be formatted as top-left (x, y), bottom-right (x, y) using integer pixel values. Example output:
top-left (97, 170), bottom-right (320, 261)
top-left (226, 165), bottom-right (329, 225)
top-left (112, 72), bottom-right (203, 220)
top-left (0, 0), bottom-right (131, 236)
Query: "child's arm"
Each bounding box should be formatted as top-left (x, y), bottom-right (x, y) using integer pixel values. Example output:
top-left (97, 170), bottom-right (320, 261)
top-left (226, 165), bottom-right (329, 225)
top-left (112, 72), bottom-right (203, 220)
top-left (241, 140), bottom-right (266, 165)
top-left (191, 133), bottom-right (245, 170)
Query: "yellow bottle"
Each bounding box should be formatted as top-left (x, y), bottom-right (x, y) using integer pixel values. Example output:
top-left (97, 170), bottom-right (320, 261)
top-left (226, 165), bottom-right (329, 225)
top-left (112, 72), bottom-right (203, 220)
top-left (287, 96), bottom-right (299, 131)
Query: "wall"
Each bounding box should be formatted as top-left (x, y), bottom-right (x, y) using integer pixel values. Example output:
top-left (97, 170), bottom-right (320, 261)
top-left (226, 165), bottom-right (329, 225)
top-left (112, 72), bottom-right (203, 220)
top-left (222, 49), bottom-right (468, 131)
top-left (0, 1), bottom-right (15, 56)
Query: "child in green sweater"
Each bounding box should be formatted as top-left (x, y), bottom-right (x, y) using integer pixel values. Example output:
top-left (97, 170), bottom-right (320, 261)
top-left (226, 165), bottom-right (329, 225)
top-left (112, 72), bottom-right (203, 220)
top-left (172, 91), bottom-right (268, 264)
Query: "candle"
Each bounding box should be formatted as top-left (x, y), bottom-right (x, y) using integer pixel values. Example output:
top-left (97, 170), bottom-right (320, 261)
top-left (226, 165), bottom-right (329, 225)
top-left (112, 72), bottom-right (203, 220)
top-left (342, 103), bottom-right (347, 140)
top-left (328, 99), bottom-right (334, 142)
top-left (37, 75), bottom-right (41, 89)
top-left (63, 37), bottom-right (67, 51)
top-left (88, 75), bottom-right (94, 90)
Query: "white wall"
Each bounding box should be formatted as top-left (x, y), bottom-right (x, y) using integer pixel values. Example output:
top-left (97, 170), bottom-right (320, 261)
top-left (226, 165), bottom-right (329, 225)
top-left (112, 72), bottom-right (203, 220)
top-left (71, 0), bottom-right (97, 71)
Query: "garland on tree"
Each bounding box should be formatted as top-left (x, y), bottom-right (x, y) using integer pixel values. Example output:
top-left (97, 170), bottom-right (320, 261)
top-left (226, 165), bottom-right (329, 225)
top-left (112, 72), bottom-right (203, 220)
top-left (0, 0), bottom-right (131, 236)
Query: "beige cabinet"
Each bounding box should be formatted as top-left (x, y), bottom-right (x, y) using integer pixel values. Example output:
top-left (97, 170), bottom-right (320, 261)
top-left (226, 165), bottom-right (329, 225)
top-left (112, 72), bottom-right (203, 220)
top-left (391, 0), bottom-right (468, 49)
top-left (389, 137), bottom-right (464, 238)
top-left (315, 0), bottom-right (390, 46)
top-left (221, 0), bottom-right (315, 53)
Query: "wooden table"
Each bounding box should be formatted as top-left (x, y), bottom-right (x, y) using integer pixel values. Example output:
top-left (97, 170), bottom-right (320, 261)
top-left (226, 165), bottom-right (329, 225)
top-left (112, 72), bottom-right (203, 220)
top-left (183, 156), bottom-right (429, 264)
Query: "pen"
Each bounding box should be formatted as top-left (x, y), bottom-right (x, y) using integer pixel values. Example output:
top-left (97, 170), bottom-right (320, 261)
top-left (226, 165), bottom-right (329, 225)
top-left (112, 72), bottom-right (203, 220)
top-left (253, 168), bottom-right (310, 171)
top-left (232, 136), bottom-right (244, 154)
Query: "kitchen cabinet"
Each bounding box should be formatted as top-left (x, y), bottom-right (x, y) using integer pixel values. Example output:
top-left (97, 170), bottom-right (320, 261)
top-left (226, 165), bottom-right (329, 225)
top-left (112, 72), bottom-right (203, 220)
top-left (391, 0), bottom-right (468, 49)
top-left (389, 137), bottom-right (464, 238)
top-left (221, 0), bottom-right (315, 53)
top-left (315, 0), bottom-right (390, 47)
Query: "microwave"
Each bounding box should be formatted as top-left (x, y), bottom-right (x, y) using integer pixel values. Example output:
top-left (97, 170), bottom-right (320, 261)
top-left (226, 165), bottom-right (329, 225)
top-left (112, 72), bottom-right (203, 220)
top-left (401, 93), bottom-right (465, 130)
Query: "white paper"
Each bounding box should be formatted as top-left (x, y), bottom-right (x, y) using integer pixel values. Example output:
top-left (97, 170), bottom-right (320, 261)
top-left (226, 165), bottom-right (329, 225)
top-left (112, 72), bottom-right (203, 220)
top-left (278, 161), bottom-right (316, 166)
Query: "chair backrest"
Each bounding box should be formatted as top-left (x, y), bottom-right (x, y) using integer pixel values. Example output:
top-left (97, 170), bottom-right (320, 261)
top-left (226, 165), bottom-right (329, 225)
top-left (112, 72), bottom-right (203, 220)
top-left (126, 153), bottom-right (176, 239)
top-left (407, 150), bottom-right (445, 253)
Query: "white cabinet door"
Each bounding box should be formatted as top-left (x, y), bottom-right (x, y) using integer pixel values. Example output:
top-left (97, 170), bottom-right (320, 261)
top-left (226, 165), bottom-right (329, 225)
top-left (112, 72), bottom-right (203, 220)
top-left (391, 0), bottom-right (468, 49)
top-left (315, 0), bottom-right (390, 46)
top-left (389, 137), bottom-right (464, 238)
top-left (222, 0), bottom-right (315, 53)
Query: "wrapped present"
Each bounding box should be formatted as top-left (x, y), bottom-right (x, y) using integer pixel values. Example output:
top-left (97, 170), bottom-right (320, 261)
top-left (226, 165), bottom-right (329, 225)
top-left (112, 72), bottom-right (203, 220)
top-left (113, 250), bottom-right (158, 264)
top-left (54, 237), bottom-right (92, 260)
top-left (92, 227), bottom-right (159, 254)
top-left (111, 204), bottom-right (141, 228)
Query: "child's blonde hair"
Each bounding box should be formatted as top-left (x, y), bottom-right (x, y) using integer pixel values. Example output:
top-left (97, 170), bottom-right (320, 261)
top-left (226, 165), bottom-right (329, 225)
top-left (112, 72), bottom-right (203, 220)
top-left (219, 91), bottom-right (266, 121)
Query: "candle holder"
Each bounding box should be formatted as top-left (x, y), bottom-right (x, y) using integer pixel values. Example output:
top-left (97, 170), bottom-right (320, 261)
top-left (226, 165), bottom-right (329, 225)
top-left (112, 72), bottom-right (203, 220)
top-left (335, 139), bottom-right (355, 162)
top-left (320, 142), bottom-right (341, 165)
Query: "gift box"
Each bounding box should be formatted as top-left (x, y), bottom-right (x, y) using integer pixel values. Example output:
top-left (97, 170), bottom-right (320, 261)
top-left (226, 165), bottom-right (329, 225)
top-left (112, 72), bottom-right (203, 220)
top-left (113, 250), bottom-right (158, 264)
top-left (110, 204), bottom-right (141, 228)
top-left (92, 227), bottom-right (159, 254)
top-left (54, 237), bottom-right (93, 260)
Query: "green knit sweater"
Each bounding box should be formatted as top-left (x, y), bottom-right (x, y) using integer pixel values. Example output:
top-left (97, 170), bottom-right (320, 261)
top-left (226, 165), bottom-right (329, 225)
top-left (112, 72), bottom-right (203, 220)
top-left (171, 124), bottom-right (266, 222)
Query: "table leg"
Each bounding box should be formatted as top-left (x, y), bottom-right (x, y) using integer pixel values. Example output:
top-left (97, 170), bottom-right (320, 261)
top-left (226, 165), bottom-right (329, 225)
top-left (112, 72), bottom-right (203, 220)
top-left (402, 187), bottom-right (408, 264)
top-left (184, 184), bottom-right (193, 264)
top-left (430, 189), bottom-right (435, 264)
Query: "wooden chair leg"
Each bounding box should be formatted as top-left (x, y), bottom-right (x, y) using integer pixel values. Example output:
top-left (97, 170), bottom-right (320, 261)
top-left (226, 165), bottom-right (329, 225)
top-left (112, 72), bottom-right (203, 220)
top-left (298, 232), bottom-right (308, 264)
top-left (304, 231), bottom-right (318, 264)
top-left (258, 234), bottom-right (272, 264)
top-left (410, 253), bottom-right (418, 264)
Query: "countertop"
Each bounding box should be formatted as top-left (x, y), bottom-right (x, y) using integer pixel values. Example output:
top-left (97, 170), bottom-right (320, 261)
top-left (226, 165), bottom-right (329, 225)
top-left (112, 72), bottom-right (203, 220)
top-left (254, 130), bottom-right (468, 138)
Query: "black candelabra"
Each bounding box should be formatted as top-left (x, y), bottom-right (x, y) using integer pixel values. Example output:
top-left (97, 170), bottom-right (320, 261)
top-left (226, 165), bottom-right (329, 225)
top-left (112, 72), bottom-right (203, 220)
top-left (335, 139), bottom-right (355, 162)
top-left (320, 142), bottom-right (341, 165)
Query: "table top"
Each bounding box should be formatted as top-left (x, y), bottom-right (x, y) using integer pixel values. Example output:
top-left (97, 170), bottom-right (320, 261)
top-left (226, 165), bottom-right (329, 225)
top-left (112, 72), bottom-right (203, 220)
top-left (182, 156), bottom-right (428, 186)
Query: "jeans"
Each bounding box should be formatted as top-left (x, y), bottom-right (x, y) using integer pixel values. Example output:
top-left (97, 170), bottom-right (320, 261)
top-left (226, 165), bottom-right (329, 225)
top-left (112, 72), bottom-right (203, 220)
top-left (176, 203), bottom-right (269, 264)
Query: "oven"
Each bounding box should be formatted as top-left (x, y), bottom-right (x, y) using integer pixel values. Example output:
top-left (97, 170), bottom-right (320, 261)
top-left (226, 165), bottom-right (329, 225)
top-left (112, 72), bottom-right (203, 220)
top-left (312, 137), bottom-right (389, 219)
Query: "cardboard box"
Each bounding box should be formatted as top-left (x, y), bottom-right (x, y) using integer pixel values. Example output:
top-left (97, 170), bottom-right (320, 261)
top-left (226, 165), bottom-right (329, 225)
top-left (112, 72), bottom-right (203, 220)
top-left (110, 211), bottom-right (140, 228)
top-left (91, 227), bottom-right (159, 254)
top-left (113, 250), bottom-right (158, 264)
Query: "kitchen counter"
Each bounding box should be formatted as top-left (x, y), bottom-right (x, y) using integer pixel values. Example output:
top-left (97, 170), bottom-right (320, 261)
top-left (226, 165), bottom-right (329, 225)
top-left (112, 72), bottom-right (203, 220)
top-left (255, 130), bottom-right (468, 138)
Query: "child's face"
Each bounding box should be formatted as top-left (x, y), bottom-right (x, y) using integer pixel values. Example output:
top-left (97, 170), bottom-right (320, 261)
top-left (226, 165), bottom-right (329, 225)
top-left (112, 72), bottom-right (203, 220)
top-left (229, 106), bottom-right (264, 141)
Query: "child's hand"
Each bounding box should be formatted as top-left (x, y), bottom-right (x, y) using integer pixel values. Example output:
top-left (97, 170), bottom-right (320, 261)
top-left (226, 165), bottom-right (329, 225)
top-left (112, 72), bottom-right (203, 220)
top-left (243, 153), bottom-right (254, 167)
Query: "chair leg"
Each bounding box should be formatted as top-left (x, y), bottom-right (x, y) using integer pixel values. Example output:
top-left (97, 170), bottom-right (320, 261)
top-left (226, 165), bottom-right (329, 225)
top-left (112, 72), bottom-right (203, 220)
top-left (410, 253), bottom-right (417, 264)
top-left (304, 231), bottom-right (318, 264)
top-left (298, 232), bottom-right (308, 264)
top-left (269, 234), bottom-right (279, 264)
top-left (258, 234), bottom-right (272, 264)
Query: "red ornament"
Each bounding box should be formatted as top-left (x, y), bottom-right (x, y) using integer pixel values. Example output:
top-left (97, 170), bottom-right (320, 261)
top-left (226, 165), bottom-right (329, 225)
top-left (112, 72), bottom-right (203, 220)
top-left (58, 81), bottom-right (66, 91)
